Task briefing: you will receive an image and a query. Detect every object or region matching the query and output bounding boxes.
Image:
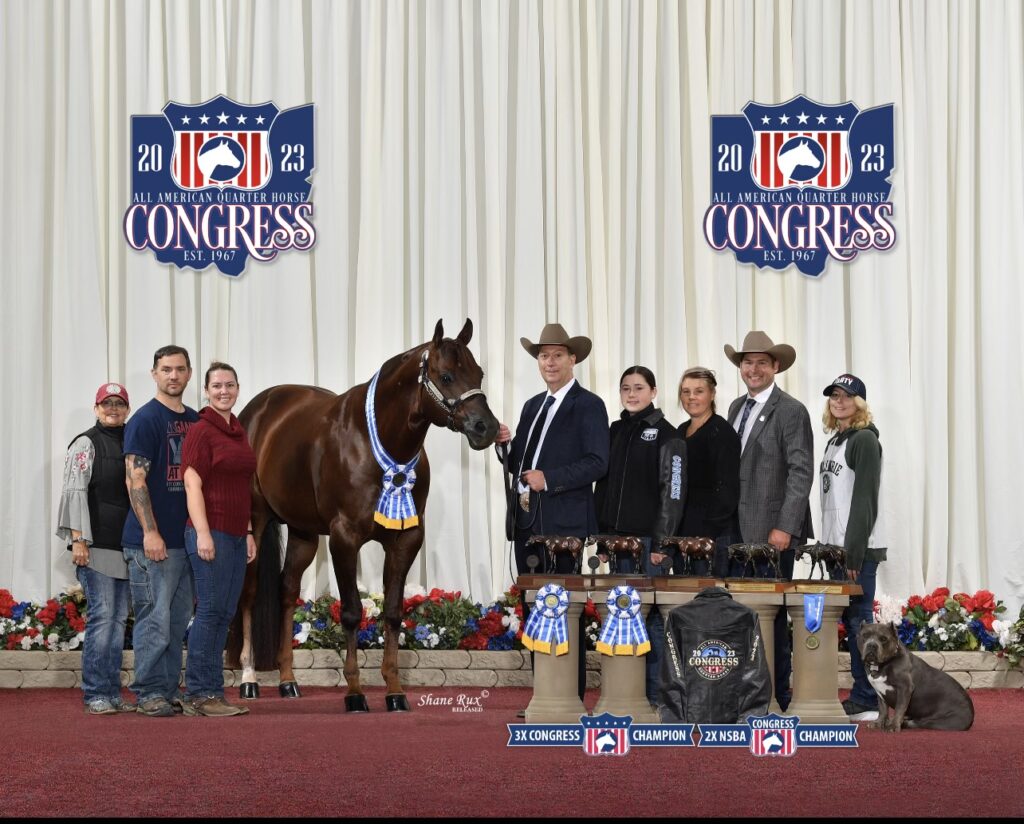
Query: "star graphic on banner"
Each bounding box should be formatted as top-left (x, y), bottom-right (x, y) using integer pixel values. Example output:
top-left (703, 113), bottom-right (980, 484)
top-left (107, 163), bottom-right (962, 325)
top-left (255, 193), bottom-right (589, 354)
top-left (217, 111), bottom-right (229, 124)
top-left (199, 114), bottom-right (210, 124)
top-left (236, 114), bottom-right (247, 124)
top-left (797, 111), bottom-right (809, 124)
top-left (761, 115), bottom-right (770, 125)
top-left (779, 114), bottom-right (790, 125)
top-left (181, 115), bottom-right (191, 125)
top-left (255, 115), bottom-right (265, 125)
top-left (835, 115), bottom-right (845, 124)
top-left (816, 113), bottom-right (827, 124)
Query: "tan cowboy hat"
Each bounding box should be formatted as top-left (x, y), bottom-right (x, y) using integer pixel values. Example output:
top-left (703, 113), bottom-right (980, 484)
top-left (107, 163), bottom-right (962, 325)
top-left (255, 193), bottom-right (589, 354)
top-left (520, 323), bottom-right (592, 363)
top-left (724, 330), bottom-right (796, 373)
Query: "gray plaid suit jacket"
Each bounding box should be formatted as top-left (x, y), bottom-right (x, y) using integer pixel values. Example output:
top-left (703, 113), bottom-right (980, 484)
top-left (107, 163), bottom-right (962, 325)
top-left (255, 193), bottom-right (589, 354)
top-left (728, 385), bottom-right (814, 545)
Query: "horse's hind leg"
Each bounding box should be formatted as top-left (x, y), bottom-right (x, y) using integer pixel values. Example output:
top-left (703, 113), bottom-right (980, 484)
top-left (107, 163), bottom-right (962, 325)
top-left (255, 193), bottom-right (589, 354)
top-left (380, 527), bottom-right (425, 711)
top-left (328, 529), bottom-right (368, 712)
top-left (276, 529), bottom-right (320, 698)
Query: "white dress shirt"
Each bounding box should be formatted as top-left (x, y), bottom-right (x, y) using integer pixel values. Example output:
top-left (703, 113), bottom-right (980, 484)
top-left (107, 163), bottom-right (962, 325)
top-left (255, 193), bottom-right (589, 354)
top-left (517, 378), bottom-right (576, 492)
top-left (734, 382), bottom-right (775, 453)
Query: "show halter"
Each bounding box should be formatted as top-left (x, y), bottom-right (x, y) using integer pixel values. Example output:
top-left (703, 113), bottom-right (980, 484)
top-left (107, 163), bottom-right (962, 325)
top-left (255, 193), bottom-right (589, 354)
top-left (417, 349), bottom-right (487, 431)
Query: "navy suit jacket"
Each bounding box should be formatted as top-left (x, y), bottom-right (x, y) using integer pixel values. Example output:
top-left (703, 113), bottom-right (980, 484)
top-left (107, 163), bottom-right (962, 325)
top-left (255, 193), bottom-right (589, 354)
top-left (509, 381), bottom-right (609, 538)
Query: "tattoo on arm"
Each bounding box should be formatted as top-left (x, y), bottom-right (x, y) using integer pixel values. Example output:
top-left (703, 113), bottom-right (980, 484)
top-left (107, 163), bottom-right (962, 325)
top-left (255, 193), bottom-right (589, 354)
top-left (125, 454), bottom-right (157, 532)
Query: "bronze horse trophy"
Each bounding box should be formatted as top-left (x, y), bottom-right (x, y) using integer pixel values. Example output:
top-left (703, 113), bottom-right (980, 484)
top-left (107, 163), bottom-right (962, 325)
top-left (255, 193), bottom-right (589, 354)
top-left (228, 319), bottom-right (498, 712)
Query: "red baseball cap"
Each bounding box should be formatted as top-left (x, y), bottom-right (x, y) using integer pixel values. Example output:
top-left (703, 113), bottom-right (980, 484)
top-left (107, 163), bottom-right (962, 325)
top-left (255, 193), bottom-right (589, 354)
top-left (95, 382), bottom-right (130, 406)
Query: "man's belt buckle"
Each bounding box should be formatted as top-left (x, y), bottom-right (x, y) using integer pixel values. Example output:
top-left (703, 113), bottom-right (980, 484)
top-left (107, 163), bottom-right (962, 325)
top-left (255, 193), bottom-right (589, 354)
top-left (519, 491), bottom-right (530, 512)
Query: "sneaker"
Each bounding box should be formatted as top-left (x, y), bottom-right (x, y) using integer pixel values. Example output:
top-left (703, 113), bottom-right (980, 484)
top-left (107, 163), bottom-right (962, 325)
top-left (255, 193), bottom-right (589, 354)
top-left (186, 696), bottom-right (249, 717)
top-left (111, 697), bottom-right (137, 713)
top-left (137, 696), bottom-right (176, 717)
top-left (169, 696), bottom-right (186, 715)
top-left (85, 698), bottom-right (118, 715)
top-left (842, 698), bottom-right (879, 722)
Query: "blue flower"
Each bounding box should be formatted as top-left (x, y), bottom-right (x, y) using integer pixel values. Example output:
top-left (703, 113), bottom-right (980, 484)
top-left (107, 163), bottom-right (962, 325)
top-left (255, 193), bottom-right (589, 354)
top-left (414, 625), bottom-right (430, 641)
top-left (896, 619), bottom-right (917, 646)
top-left (314, 619), bottom-right (327, 631)
top-left (487, 632), bottom-right (514, 651)
top-left (11, 603), bottom-right (29, 621)
top-left (465, 618), bottom-right (479, 633)
top-left (969, 619), bottom-right (998, 651)
top-left (357, 628), bottom-right (376, 646)
top-left (293, 621), bottom-right (303, 637)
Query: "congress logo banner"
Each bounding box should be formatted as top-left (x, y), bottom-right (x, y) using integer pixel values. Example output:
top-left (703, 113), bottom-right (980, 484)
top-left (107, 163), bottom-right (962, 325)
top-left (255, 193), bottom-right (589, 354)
top-left (124, 95), bottom-right (316, 277)
top-left (704, 95), bottom-right (895, 277)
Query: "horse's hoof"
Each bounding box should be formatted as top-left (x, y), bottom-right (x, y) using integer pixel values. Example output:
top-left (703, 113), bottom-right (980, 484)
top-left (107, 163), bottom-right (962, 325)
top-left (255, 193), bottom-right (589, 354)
top-left (239, 682), bottom-right (260, 700)
top-left (385, 693), bottom-right (410, 712)
top-left (345, 694), bottom-right (370, 713)
top-left (279, 682), bottom-right (301, 698)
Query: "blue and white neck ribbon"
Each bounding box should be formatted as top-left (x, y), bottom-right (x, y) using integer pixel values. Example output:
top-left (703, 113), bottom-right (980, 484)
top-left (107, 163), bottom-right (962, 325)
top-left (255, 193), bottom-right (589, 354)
top-left (804, 593), bottom-right (825, 634)
top-left (522, 584), bottom-right (570, 655)
top-left (366, 370), bottom-right (421, 530)
top-left (596, 586), bottom-right (650, 656)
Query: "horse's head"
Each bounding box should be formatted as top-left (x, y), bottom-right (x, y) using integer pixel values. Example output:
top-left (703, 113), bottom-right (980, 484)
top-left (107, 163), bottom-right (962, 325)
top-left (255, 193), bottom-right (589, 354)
top-left (418, 318), bottom-right (499, 450)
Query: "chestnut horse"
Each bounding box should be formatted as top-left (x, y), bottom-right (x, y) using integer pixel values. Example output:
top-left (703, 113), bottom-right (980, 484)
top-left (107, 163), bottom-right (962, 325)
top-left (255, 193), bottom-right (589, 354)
top-left (228, 319), bottom-right (498, 711)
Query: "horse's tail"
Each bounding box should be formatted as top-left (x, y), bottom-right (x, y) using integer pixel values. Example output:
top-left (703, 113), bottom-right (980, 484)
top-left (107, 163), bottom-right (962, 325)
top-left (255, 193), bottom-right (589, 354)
top-left (225, 518), bottom-right (284, 670)
top-left (250, 518), bottom-right (284, 671)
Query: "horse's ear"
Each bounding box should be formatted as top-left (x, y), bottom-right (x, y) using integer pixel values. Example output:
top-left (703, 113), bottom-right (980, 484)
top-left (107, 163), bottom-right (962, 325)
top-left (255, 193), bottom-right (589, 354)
top-left (456, 318), bottom-right (473, 346)
top-left (432, 319), bottom-right (444, 347)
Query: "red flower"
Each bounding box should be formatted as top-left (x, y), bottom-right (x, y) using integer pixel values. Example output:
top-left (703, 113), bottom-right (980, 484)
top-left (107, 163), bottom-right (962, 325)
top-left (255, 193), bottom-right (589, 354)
top-left (458, 632), bottom-right (489, 650)
top-left (69, 616), bottom-right (86, 633)
top-left (973, 590), bottom-right (996, 612)
top-left (583, 598), bottom-right (600, 624)
top-left (477, 611), bottom-right (506, 638)
top-left (26, 627), bottom-right (39, 638)
top-left (64, 601), bottom-right (79, 620)
top-left (906, 595), bottom-right (923, 610)
top-left (932, 587), bottom-right (950, 599)
top-left (330, 600), bottom-right (342, 624)
top-left (507, 585), bottom-right (521, 599)
top-left (5, 634), bottom-right (24, 650)
top-left (403, 595), bottom-right (426, 614)
top-left (0, 589), bottom-right (17, 618)
top-left (979, 612), bottom-right (995, 631)
top-left (953, 593), bottom-right (976, 614)
top-left (922, 595), bottom-right (945, 613)
top-left (837, 623), bottom-right (847, 640)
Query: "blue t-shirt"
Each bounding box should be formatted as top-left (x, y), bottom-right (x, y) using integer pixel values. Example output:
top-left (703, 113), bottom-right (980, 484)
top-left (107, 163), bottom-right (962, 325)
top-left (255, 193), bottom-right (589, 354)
top-left (121, 398), bottom-right (200, 549)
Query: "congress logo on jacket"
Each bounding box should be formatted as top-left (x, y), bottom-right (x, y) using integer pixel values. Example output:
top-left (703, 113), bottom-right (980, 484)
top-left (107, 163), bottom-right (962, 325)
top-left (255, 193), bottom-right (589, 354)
top-left (124, 95), bottom-right (316, 277)
top-left (687, 640), bottom-right (739, 680)
top-left (704, 94), bottom-right (895, 277)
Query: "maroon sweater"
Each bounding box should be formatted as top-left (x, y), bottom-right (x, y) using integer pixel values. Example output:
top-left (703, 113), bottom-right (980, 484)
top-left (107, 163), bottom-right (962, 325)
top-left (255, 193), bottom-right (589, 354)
top-left (181, 406), bottom-right (257, 537)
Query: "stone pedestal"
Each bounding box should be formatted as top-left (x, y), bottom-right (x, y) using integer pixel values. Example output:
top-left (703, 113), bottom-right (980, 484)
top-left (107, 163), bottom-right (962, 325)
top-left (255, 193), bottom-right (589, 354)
top-left (726, 581), bottom-right (789, 715)
top-left (785, 582), bottom-right (859, 725)
top-left (593, 587), bottom-right (658, 723)
top-left (520, 578), bottom-right (589, 723)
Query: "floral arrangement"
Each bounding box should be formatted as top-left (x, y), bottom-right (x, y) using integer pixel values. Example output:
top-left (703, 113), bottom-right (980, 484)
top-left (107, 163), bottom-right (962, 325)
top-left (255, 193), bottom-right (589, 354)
top-left (0, 586), bottom-right (87, 651)
top-left (3, 583), bottom-right (1022, 666)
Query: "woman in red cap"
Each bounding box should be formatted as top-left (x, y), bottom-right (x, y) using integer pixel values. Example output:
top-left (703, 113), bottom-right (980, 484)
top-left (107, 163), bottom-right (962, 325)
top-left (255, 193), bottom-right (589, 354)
top-left (56, 382), bottom-right (135, 714)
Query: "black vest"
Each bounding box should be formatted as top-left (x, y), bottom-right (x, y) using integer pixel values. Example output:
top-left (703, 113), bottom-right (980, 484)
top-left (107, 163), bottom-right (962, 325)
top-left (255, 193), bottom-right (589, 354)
top-left (70, 425), bottom-right (130, 551)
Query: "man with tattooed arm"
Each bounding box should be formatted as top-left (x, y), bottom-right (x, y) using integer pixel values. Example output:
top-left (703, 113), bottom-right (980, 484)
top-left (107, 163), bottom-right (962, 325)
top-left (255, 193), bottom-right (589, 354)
top-left (122, 345), bottom-right (200, 717)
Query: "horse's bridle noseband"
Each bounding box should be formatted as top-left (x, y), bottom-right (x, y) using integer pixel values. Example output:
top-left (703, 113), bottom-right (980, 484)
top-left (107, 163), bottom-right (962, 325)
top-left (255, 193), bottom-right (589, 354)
top-left (418, 350), bottom-right (486, 431)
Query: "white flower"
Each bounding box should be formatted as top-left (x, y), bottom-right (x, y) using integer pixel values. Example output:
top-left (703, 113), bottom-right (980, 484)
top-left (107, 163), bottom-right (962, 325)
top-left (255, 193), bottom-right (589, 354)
top-left (439, 627), bottom-right (447, 635)
top-left (69, 636), bottom-right (81, 650)
top-left (501, 615), bottom-right (511, 628)
top-left (508, 616), bottom-right (521, 635)
top-left (371, 607), bottom-right (381, 618)
top-left (294, 621), bottom-right (312, 644)
top-left (403, 584), bottom-right (426, 599)
top-left (399, 632), bottom-right (406, 647)
top-left (428, 633), bottom-right (440, 648)
top-left (360, 597), bottom-right (375, 613)
top-left (992, 620), bottom-right (1018, 649)
top-left (875, 595), bottom-right (906, 625)
top-left (46, 634), bottom-right (60, 650)
top-left (20, 636), bottom-right (32, 650)
top-left (928, 613), bottom-right (941, 629)
top-left (936, 627), bottom-right (948, 641)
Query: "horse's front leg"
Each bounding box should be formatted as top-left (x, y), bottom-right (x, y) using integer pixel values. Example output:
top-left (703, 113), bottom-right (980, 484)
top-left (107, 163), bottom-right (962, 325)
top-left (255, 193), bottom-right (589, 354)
top-left (328, 527), bottom-right (369, 712)
top-left (381, 526), bottom-right (425, 712)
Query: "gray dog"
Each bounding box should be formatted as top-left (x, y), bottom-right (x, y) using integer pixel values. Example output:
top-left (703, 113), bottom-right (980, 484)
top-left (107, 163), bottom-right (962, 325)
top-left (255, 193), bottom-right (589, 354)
top-left (857, 623), bottom-right (974, 731)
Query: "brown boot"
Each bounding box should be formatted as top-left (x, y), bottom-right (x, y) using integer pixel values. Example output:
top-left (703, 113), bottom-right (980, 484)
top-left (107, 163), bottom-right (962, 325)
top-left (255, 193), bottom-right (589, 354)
top-left (188, 696), bottom-right (250, 717)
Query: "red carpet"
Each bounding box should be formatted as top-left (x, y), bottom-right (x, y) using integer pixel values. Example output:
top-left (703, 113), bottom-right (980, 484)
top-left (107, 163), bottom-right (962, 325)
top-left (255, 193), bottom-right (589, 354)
top-left (2, 688), bottom-right (1022, 817)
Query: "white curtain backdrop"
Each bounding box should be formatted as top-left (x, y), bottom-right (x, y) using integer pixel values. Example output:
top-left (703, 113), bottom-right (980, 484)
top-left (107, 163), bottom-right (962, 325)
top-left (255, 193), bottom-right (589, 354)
top-left (1, 0), bottom-right (1021, 613)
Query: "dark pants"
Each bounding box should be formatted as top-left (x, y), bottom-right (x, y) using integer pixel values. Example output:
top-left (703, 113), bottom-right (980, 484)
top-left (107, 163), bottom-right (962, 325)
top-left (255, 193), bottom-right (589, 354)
top-left (515, 527), bottom-right (586, 700)
top-left (729, 544), bottom-right (795, 710)
top-left (832, 560), bottom-right (879, 707)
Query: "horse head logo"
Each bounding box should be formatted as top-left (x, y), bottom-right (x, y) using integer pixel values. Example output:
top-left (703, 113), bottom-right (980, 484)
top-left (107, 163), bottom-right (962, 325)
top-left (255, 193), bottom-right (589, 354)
top-left (776, 138), bottom-right (823, 181)
top-left (197, 138), bottom-right (243, 182)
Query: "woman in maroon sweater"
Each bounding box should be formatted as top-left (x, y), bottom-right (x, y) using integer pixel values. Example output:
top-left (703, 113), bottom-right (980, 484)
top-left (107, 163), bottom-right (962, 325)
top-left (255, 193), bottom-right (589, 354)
top-left (181, 362), bottom-right (257, 717)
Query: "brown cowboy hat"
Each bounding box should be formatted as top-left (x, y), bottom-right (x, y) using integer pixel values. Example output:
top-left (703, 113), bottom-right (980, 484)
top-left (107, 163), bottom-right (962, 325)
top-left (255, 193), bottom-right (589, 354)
top-left (520, 323), bottom-right (592, 364)
top-left (724, 330), bottom-right (796, 373)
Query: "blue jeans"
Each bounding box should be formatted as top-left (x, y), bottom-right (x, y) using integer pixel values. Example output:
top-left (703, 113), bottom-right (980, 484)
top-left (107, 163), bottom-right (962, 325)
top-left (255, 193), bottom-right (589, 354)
top-left (125, 546), bottom-right (194, 702)
top-left (76, 565), bottom-right (130, 703)
top-left (835, 560), bottom-right (878, 707)
top-left (184, 527), bottom-right (248, 699)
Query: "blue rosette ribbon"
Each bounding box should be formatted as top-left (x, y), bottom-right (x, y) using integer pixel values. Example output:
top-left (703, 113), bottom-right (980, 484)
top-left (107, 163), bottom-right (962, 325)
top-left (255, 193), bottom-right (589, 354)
top-left (596, 585), bottom-right (650, 656)
top-left (366, 371), bottom-right (421, 529)
top-left (522, 584), bottom-right (570, 655)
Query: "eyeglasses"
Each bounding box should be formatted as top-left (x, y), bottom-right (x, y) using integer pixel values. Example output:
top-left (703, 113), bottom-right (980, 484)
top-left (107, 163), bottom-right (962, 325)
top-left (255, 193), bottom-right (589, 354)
top-left (99, 399), bottom-right (128, 409)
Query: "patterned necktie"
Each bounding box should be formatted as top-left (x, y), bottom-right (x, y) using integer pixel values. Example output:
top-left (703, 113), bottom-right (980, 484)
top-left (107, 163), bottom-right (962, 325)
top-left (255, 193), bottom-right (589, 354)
top-left (736, 397), bottom-right (757, 440)
top-left (521, 395), bottom-right (557, 474)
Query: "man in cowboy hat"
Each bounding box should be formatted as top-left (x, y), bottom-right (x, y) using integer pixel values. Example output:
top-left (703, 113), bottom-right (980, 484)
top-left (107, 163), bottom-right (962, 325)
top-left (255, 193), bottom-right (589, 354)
top-left (496, 322), bottom-right (609, 701)
top-left (725, 330), bottom-right (814, 711)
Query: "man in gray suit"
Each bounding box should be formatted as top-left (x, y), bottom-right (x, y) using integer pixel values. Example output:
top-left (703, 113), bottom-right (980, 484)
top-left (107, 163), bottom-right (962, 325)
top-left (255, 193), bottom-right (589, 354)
top-left (725, 330), bottom-right (814, 710)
